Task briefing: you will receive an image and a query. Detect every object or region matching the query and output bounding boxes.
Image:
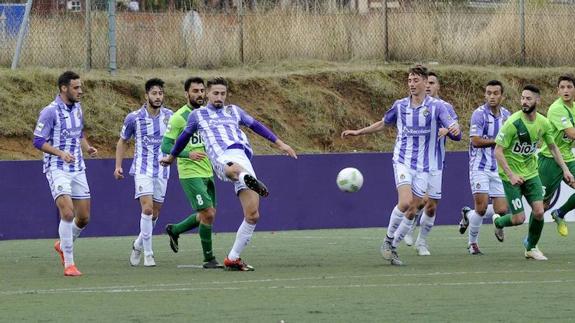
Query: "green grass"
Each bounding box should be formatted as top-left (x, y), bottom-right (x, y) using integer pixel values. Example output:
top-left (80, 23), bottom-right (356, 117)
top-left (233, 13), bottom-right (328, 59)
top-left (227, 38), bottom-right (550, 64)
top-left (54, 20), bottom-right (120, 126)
top-left (2, 226), bottom-right (575, 322)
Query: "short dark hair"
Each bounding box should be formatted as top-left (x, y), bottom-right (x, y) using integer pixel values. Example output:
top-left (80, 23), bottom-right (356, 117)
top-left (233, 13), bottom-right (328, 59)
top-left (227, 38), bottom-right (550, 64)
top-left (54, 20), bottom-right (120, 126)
top-left (408, 65), bottom-right (428, 79)
top-left (428, 71), bottom-right (439, 81)
top-left (207, 77), bottom-right (228, 89)
top-left (184, 77), bottom-right (205, 92)
top-left (486, 80), bottom-right (504, 94)
top-left (523, 84), bottom-right (540, 95)
top-left (57, 71), bottom-right (80, 91)
top-left (145, 78), bottom-right (165, 93)
top-left (557, 74), bottom-right (575, 87)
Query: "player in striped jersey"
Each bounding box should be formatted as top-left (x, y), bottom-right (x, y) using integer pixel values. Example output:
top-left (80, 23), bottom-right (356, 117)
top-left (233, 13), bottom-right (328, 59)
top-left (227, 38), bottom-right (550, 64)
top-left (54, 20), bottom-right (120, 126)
top-left (342, 65), bottom-right (460, 265)
top-left (114, 78), bottom-right (173, 267)
top-left (404, 71), bottom-right (462, 256)
top-left (458, 80), bottom-right (511, 255)
top-left (161, 77), bottom-right (297, 271)
top-left (33, 71), bottom-right (98, 276)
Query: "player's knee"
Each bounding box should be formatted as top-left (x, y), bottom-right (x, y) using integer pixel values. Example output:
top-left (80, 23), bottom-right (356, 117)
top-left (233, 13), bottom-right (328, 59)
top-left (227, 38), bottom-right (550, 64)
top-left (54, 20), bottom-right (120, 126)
top-left (533, 209), bottom-right (545, 220)
top-left (142, 207), bottom-right (153, 216)
top-left (513, 213), bottom-right (526, 224)
top-left (200, 208), bottom-right (216, 224)
top-left (475, 206), bottom-right (487, 216)
top-left (75, 215), bottom-right (90, 228)
top-left (60, 209), bottom-right (74, 222)
top-left (244, 209), bottom-right (259, 224)
top-left (424, 204), bottom-right (436, 216)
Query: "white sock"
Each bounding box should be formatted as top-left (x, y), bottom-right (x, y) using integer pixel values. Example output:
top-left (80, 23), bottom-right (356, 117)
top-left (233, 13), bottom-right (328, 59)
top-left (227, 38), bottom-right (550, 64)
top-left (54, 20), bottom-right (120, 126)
top-left (152, 218), bottom-right (158, 228)
top-left (392, 217), bottom-right (415, 248)
top-left (416, 211), bottom-right (435, 244)
top-left (484, 204), bottom-right (495, 219)
top-left (238, 171), bottom-right (248, 185)
top-left (140, 213), bottom-right (153, 256)
top-left (228, 219), bottom-right (256, 260)
top-left (408, 209), bottom-right (423, 235)
top-left (59, 220), bottom-right (74, 267)
top-left (386, 206), bottom-right (404, 241)
top-left (468, 210), bottom-right (484, 244)
top-left (135, 233), bottom-right (143, 249)
top-left (72, 220), bottom-right (83, 242)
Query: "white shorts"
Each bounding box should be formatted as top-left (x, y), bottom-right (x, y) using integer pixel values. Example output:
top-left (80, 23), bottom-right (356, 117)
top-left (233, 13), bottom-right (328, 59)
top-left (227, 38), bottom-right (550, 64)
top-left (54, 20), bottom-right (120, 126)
top-left (393, 162), bottom-right (428, 198)
top-left (213, 149), bottom-right (257, 195)
top-left (46, 169), bottom-right (91, 200)
top-left (134, 174), bottom-right (168, 203)
top-left (470, 170), bottom-right (505, 198)
top-left (426, 170), bottom-right (443, 200)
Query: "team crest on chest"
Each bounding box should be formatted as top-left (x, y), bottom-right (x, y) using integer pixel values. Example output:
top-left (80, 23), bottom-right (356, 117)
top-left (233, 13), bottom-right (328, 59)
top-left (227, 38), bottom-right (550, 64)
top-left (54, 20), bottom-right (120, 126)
top-left (163, 117), bottom-right (169, 126)
top-left (422, 108), bottom-right (429, 117)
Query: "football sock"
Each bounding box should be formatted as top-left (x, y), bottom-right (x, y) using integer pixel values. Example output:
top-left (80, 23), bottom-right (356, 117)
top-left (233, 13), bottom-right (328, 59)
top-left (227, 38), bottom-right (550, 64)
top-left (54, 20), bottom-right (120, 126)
top-left (468, 210), bottom-right (483, 244)
top-left (526, 214), bottom-right (544, 250)
top-left (140, 213), bottom-right (154, 256)
top-left (172, 213), bottom-right (199, 235)
top-left (152, 218), bottom-right (157, 228)
top-left (484, 204), bottom-right (495, 219)
top-left (72, 220), bottom-right (83, 241)
top-left (392, 217), bottom-right (415, 248)
top-left (238, 171), bottom-right (248, 185)
top-left (228, 219), bottom-right (255, 261)
top-left (59, 220), bottom-right (74, 267)
top-left (386, 206), bottom-right (404, 241)
top-left (494, 213), bottom-right (515, 228)
top-left (558, 193), bottom-right (575, 218)
top-left (416, 211), bottom-right (435, 243)
top-left (199, 223), bottom-right (214, 262)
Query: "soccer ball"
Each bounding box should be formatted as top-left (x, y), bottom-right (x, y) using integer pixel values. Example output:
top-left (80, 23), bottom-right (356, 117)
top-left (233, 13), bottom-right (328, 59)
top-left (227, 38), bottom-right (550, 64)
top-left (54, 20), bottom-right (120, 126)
top-left (336, 167), bottom-right (364, 192)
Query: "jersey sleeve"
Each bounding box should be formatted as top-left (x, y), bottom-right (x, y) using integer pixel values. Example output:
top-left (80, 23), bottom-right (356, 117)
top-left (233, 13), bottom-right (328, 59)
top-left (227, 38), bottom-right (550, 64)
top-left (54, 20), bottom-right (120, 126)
top-left (437, 103), bottom-right (456, 128)
top-left (495, 120), bottom-right (515, 148)
top-left (541, 117), bottom-right (555, 146)
top-left (164, 113), bottom-right (185, 140)
top-left (383, 102), bottom-right (398, 125)
top-left (120, 113), bottom-right (136, 140)
top-left (33, 107), bottom-right (56, 139)
top-left (548, 105), bottom-right (574, 131)
top-left (236, 106), bottom-right (255, 126)
top-left (469, 110), bottom-right (485, 137)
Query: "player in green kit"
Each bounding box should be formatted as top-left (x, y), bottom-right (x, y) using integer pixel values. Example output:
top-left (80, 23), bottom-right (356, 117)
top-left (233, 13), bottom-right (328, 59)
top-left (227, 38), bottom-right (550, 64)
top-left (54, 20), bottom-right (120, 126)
top-left (161, 77), bottom-right (222, 269)
top-left (494, 84), bottom-right (574, 260)
top-left (538, 74), bottom-right (575, 237)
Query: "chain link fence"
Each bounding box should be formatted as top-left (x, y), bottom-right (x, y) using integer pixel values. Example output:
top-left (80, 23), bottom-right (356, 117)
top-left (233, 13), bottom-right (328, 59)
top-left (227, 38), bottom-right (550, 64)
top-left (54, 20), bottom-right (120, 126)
top-left (1, 0), bottom-right (575, 69)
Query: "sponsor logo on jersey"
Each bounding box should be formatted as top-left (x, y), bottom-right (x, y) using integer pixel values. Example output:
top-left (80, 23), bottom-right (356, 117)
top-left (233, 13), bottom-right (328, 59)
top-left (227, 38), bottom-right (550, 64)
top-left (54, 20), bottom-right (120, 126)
top-left (512, 141), bottom-right (537, 155)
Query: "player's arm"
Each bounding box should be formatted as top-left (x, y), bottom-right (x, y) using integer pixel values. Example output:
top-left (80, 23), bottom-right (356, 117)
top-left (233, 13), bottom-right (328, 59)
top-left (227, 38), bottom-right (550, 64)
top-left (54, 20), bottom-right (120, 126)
top-left (438, 104), bottom-right (461, 137)
top-left (494, 144), bottom-right (523, 186)
top-left (444, 105), bottom-right (462, 141)
top-left (81, 135), bottom-right (98, 157)
top-left (471, 136), bottom-right (496, 148)
top-left (342, 103), bottom-right (398, 138)
top-left (547, 143), bottom-right (574, 186)
top-left (161, 114), bottom-right (194, 158)
top-left (469, 110), bottom-right (494, 147)
top-left (161, 114), bottom-right (199, 166)
top-left (564, 127), bottom-right (575, 140)
top-left (35, 139), bottom-right (75, 163)
top-left (548, 106), bottom-right (575, 140)
top-left (32, 108), bottom-right (75, 163)
top-left (114, 114), bottom-right (136, 179)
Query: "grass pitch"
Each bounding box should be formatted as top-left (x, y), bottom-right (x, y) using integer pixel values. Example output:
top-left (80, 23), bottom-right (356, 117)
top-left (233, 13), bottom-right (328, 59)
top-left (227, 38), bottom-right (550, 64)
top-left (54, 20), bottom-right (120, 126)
top-left (1, 226), bottom-right (575, 322)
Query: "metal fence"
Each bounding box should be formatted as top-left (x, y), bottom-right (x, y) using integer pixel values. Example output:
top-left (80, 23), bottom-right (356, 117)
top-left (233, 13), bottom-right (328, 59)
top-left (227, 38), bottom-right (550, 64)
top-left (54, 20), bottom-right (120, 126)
top-left (2, 0), bottom-right (575, 69)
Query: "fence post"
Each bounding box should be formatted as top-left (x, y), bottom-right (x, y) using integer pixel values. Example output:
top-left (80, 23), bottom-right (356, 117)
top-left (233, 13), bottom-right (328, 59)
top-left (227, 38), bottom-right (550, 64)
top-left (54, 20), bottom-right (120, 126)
top-left (519, 0), bottom-right (525, 65)
top-left (108, 0), bottom-right (117, 75)
top-left (238, 0), bottom-right (245, 64)
top-left (85, 0), bottom-right (92, 71)
top-left (383, 0), bottom-right (388, 62)
top-left (11, 0), bottom-right (33, 69)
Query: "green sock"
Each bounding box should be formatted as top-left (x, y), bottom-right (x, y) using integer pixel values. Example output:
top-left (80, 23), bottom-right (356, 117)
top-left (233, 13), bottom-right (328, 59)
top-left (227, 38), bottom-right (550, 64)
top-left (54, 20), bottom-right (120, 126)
top-left (172, 214), bottom-right (200, 235)
top-left (494, 214), bottom-right (514, 228)
top-left (558, 193), bottom-right (575, 218)
top-left (199, 223), bottom-right (214, 262)
top-left (526, 215), bottom-right (544, 250)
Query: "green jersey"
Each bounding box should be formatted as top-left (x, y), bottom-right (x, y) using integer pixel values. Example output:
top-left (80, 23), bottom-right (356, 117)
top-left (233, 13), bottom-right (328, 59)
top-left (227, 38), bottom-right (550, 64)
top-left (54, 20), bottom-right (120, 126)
top-left (163, 104), bottom-right (212, 179)
top-left (495, 111), bottom-right (553, 181)
top-left (539, 98), bottom-right (575, 162)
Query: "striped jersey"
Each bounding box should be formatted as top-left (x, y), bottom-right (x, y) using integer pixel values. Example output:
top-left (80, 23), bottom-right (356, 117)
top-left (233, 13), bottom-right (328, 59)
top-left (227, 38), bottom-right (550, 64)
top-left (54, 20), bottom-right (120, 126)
top-left (34, 95), bottom-right (86, 173)
top-left (469, 104), bottom-right (511, 172)
top-left (434, 100), bottom-right (459, 171)
top-left (184, 104), bottom-right (255, 162)
top-left (383, 95), bottom-right (457, 172)
top-left (121, 104), bottom-right (173, 179)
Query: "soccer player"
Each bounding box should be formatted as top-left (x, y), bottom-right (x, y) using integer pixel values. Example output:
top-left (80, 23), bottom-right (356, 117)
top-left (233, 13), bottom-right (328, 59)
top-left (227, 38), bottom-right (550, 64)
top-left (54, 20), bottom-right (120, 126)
top-left (160, 77), bottom-right (297, 271)
top-left (494, 84), bottom-right (574, 260)
top-left (458, 80), bottom-right (510, 255)
top-left (161, 77), bottom-right (222, 269)
top-left (341, 65), bottom-right (460, 265)
top-left (33, 71), bottom-right (98, 276)
top-left (114, 78), bottom-right (173, 267)
top-left (538, 74), bottom-right (575, 237)
top-left (404, 71), bottom-right (462, 256)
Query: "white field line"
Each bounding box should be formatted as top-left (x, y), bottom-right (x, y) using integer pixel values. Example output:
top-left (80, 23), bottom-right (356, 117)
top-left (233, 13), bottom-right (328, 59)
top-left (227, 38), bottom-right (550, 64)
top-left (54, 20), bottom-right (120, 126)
top-left (2, 268), bottom-right (573, 296)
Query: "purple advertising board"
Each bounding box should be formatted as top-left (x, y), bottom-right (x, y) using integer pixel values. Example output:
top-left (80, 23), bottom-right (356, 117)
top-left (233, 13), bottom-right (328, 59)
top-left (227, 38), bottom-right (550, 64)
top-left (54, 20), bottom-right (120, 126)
top-left (0, 152), bottom-right (473, 240)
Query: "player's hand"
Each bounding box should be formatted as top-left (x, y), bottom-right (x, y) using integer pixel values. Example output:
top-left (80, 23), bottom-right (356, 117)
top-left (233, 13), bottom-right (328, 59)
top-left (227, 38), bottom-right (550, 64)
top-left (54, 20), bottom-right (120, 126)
top-left (341, 130), bottom-right (360, 138)
top-left (276, 141), bottom-right (297, 159)
top-left (114, 167), bottom-right (124, 180)
top-left (563, 171), bottom-right (575, 187)
top-left (59, 151), bottom-right (75, 163)
top-left (509, 173), bottom-right (524, 186)
top-left (448, 123), bottom-right (461, 137)
top-left (87, 146), bottom-right (98, 157)
top-left (188, 151), bottom-right (207, 161)
top-left (438, 128), bottom-right (449, 138)
top-left (160, 155), bottom-right (175, 166)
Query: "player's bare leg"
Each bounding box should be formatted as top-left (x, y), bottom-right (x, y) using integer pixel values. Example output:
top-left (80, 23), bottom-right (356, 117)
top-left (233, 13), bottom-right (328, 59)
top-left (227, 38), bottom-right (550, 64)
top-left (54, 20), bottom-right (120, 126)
top-left (224, 189), bottom-right (258, 271)
top-left (55, 195), bottom-right (82, 276)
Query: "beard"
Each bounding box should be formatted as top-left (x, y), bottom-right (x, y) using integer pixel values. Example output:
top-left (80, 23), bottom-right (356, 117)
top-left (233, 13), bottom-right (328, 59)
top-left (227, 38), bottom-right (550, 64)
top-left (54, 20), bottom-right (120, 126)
top-left (522, 103), bottom-right (536, 114)
top-left (148, 99), bottom-right (162, 109)
top-left (189, 98), bottom-right (204, 108)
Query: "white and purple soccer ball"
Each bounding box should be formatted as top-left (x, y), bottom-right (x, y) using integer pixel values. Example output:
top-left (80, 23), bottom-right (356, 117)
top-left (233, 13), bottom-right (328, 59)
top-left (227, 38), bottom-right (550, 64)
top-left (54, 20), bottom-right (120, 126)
top-left (336, 167), bottom-right (364, 193)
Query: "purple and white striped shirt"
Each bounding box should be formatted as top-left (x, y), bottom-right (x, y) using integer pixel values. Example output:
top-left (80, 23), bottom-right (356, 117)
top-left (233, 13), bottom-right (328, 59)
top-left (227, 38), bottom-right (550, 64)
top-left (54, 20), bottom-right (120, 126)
top-left (182, 104), bottom-right (255, 163)
top-left (34, 95), bottom-right (85, 173)
top-left (434, 100), bottom-right (460, 171)
top-left (469, 104), bottom-right (510, 172)
top-left (383, 96), bottom-right (457, 172)
top-left (121, 105), bottom-right (173, 179)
